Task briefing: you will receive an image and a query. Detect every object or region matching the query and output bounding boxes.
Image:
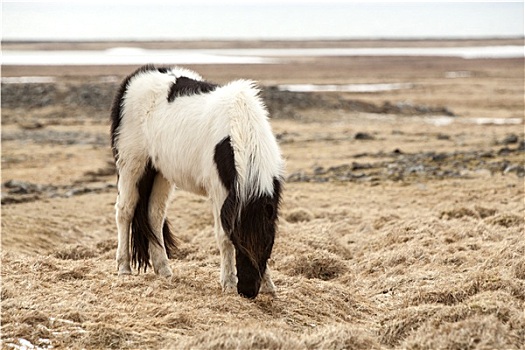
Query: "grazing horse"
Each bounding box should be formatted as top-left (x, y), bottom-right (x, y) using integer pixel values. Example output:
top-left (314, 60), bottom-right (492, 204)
top-left (110, 65), bottom-right (284, 298)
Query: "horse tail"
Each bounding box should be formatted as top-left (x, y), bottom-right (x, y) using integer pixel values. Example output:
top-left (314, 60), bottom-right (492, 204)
top-left (131, 161), bottom-right (177, 272)
top-left (220, 80), bottom-right (284, 298)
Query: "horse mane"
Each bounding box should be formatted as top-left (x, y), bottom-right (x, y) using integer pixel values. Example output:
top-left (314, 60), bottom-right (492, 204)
top-left (224, 80), bottom-right (284, 202)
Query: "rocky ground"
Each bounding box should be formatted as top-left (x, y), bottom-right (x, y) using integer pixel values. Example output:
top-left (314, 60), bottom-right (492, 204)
top-left (2, 78), bottom-right (523, 204)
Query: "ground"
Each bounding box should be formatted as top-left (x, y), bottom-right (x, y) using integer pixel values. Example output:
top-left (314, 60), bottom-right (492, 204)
top-left (1, 39), bottom-right (524, 349)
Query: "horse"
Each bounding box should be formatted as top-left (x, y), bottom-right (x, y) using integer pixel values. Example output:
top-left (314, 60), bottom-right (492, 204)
top-left (110, 65), bottom-right (284, 298)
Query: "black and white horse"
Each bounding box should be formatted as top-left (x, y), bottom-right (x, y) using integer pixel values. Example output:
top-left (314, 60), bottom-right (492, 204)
top-left (110, 65), bottom-right (284, 298)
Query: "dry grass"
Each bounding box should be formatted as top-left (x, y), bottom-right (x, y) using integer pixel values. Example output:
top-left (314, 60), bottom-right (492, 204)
top-left (2, 40), bottom-right (524, 349)
top-left (2, 178), bottom-right (523, 349)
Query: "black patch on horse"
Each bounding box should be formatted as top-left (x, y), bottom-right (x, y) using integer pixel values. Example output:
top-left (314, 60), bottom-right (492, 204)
top-left (214, 137), bottom-right (238, 235)
top-left (167, 76), bottom-right (218, 102)
top-left (214, 137), bottom-right (236, 191)
top-left (110, 64), bottom-right (158, 161)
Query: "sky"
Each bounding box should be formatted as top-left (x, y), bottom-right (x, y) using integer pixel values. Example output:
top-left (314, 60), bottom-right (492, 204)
top-left (2, 1), bottom-right (524, 41)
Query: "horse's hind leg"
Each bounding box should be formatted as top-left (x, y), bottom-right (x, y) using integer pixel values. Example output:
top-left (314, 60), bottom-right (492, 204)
top-left (115, 167), bottom-right (141, 275)
top-left (148, 173), bottom-right (174, 277)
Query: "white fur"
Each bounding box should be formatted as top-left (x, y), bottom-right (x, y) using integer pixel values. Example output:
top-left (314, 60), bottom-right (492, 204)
top-left (116, 68), bottom-right (283, 199)
top-left (114, 66), bottom-right (283, 294)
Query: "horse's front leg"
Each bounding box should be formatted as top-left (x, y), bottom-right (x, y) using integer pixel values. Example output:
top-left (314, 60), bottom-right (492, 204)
top-left (260, 267), bottom-right (277, 296)
top-left (212, 202), bottom-right (237, 293)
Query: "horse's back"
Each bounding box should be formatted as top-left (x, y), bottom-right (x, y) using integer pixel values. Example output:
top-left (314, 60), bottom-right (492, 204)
top-left (115, 66), bottom-right (282, 197)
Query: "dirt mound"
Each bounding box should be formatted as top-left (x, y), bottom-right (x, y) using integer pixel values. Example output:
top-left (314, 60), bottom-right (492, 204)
top-left (287, 142), bottom-right (525, 183)
top-left (262, 86), bottom-right (455, 119)
top-left (2, 81), bottom-right (455, 122)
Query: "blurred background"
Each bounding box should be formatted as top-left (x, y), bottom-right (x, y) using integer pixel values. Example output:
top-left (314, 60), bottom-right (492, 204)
top-left (2, 1), bottom-right (523, 67)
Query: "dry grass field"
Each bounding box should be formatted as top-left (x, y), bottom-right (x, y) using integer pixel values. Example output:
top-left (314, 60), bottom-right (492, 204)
top-left (1, 39), bottom-right (524, 349)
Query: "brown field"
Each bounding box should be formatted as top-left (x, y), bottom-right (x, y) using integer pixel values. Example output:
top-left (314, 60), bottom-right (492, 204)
top-left (1, 39), bottom-right (524, 349)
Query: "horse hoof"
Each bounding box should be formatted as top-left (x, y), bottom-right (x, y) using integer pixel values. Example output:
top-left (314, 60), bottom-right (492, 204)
top-left (156, 265), bottom-right (173, 278)
top-left (259, 280), bottom-right (276, 296)
top-left (222, 284), bottom-right (236, 294)
top-left (118, 264), bottom-right (132, 276)
top-left (259, 287), bottom-right (277, 298)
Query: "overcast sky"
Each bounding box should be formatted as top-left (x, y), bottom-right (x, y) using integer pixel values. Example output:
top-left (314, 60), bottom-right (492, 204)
top-left (3, 1), bottom-right (524, 41)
